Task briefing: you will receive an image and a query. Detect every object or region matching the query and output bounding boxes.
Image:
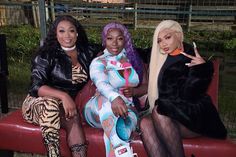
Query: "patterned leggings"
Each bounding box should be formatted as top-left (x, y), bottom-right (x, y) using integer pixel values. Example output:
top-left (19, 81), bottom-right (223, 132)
top-left (22, 65), bottom-right (88, 157)
top-left (22, 95), bottom-right (62, 157)
top-left (84, 95), bottom-right (137, 157)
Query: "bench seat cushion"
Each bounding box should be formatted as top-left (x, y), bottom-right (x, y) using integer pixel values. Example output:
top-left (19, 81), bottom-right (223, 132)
top-left (0, 109), bottom-right (147, 157)
top-left (1, 109), bottom-right (236, 157)
top-left (0, 110), bottom-right (70, 156)
top-left (1, 60), bottom-right (236, 157)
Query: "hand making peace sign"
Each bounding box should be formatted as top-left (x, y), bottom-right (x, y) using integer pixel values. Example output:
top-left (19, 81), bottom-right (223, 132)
top-left (180, 42), bottom-right (206, 67)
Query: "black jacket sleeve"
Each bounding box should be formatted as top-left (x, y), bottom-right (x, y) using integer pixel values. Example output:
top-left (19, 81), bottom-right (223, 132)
top-left (183, 61), bottom-right (214, 100)
top-left (29, 53), bottom-right (51, 97)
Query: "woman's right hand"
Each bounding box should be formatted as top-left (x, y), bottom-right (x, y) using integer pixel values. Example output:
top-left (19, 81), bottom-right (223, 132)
top-left (181, 42), bottom-right (206, 67)
top-left (111, 96), bottom-right (128, 118)
top-left (61, 93), bottom-right (77, 119)
top-left (38, 85), bottom-right (77, 120)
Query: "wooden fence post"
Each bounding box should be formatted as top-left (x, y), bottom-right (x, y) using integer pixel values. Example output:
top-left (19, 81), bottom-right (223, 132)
top-left (50, 0), bottom-right (55, 22)
top-left (38, 0), bottom-right (47, 43)
top-left (134, 3), bottom-right (137, 30)
top-left (187, 4), bottom-right (192, 32)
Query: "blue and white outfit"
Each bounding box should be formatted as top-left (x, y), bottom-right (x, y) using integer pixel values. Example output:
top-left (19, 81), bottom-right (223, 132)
top-left (84, 49), bottom-right (139, 157)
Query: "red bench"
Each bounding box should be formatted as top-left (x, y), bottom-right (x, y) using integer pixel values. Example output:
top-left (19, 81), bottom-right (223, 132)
top-left (0, 59), bottom-right (236, 157)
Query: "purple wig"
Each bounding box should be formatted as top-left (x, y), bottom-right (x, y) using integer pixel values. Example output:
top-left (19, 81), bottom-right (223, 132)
top-left (102, 22), bottom-right (143, 82)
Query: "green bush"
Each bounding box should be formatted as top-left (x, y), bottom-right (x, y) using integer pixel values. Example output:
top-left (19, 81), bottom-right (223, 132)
top-left (185, 30), bottom-right (236, 56)
top-left (0, 25), bottom-right (40, 63)
top-left (224, 38), bottom-right (236, 55)
top-left (130, 29), bottom-right (154, 48)
top-left (86, 27), bottom-right (154, 48)
top-left (8, 62), bottom-right (31, 94)
top-left (1, 24), bottom-right (236, 63)
top-left (86, 27), bottom-right (102, 44)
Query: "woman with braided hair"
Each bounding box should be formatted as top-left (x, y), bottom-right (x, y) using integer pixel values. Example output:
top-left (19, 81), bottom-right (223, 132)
top-left (84, 22), bottom-right (148, 157)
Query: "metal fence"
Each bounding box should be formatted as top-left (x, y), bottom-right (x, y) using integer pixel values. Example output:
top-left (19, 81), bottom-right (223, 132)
top-left (0, 0), bottom-right (236, 38)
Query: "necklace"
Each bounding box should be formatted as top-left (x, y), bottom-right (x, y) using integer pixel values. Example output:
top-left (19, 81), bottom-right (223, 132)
top-left (61, 45), bottom-right (76, 52)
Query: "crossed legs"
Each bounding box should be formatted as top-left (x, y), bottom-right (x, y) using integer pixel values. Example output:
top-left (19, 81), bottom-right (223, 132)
top-left (22, 95), bottom-right (87, 157)
top-left (140, 106), bottom-right (199, 157)
top-left (61, 114), bottom-right (87, 157)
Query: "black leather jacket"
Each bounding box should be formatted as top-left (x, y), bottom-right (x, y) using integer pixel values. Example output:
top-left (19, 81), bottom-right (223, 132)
top-left (29, 44), bottom-right (102, 98)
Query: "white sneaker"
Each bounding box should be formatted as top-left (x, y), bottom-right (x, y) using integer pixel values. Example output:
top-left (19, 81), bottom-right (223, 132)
top-left (114, 145), bottom-right (138, 157)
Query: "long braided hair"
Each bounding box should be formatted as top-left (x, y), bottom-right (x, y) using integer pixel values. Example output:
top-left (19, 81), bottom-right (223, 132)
top-left (102, 22), bottom-right (143, 82)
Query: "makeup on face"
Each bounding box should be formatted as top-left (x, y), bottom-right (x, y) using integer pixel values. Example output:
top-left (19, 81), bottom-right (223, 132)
top-left (105, 28), bottom-right (125, 56)
top-left (158, 29), bottom-right (180, 54)
top-left (56, 20), bottom-right (77, 49)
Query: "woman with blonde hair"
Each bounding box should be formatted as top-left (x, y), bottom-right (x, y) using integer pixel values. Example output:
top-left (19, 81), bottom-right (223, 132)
top-left (140, 20), bottom-right (227, 157)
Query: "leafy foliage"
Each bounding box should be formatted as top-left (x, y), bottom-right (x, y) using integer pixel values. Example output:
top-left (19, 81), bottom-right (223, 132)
top-left (86, 27), bottom-right (102, 44)
top-left (224, 38), bottom-right (236, 54)
top-left (130, 28), bottom-right (154, 48)
top-left (1, 25), bottom-right (236, 63)
top-left (0, 25), bottom-right (40, 63)
top-left (8, 62), bottom-right (31, 94)
top-left (185, 30), bottom-right (236, 56)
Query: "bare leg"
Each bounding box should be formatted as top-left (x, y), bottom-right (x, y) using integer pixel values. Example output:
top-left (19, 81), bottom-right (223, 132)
top-left (61, 114), bottom-right (87, 157)
top-left (139, 114), bottom-right (168, 157)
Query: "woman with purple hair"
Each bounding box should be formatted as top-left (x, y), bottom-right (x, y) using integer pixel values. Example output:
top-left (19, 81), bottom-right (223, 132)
top-left (83, 22), bottom-right (148, 157)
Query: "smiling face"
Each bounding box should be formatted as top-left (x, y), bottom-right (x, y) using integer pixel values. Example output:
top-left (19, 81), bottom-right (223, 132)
top-left (56, 20), bottom-right (77, 48)
top-left (157, 29), bottom-right (180, 54)
top-left (105, 28), bottom-right (125, 56)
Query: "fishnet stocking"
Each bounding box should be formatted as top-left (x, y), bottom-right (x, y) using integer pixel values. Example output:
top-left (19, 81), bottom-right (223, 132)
top-left (152, 108), bottom-right (185, 157)
top-left (139, 115), bottom-right (168, 157)
top-left (61, 114), bottom-right (87, 157)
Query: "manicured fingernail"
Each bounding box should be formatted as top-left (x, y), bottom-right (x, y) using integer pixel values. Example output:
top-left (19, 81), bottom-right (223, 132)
top-left (185, 63), bottom-right (190, 66)
top-left (193, 42), bottom-right (197, 48)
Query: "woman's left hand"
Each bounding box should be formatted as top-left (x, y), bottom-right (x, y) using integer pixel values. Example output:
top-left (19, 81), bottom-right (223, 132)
top-left (180, 42), bottom-right (206, 67)
top-left (122, 87), bottom-right (134, 98)
top-left (111, 96), bottom-right (128, 118)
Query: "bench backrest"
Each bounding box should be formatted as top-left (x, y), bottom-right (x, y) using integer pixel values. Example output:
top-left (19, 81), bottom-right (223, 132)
top-left (207, 59), bottom-right (219, 109)
top-left (75, 59), bottom-right (220, 117)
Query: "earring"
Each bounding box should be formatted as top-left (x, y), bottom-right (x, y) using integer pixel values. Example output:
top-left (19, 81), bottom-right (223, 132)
top-left (76, 33), bottom-right (78, 36)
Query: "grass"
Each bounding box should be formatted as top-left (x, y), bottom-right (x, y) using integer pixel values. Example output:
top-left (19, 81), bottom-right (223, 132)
top-left (218, 58), bottom-right (236, 138)
top-left (7, 61), bottom-right (30, 94)
top-left (219, 89), bottom-right (236, 138)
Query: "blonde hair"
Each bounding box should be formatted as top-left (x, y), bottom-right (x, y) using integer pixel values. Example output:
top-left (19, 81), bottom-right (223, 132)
top-left (148, 20), bottom-right (184, 109)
